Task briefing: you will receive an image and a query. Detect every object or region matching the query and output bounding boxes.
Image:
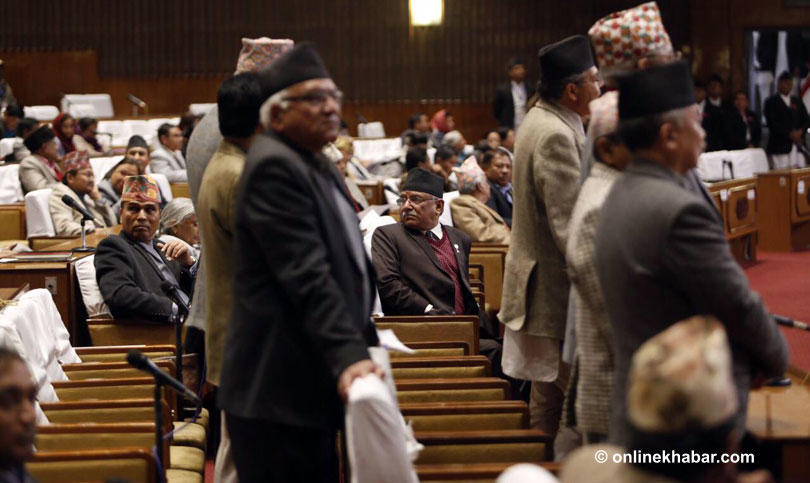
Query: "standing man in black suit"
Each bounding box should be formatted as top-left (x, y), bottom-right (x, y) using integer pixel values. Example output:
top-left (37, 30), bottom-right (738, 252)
top-left (482, 150), bottom-right (513, 227)
top-left (493, 57), bottom-right (534, 131)
top-left (765, 71), bottom-right (810, 169)
top-left (218, 43), bottom-right (381, 483)
top-left (95, 175), bottom-right (196, 322)
top-left (701, 75), bottom-right (727, 152)
top-left (724, 90), bottom-right (762, 150)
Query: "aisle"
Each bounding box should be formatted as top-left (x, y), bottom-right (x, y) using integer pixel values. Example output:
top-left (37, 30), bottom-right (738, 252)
top-left (745, 251), bottom-right (810, 372)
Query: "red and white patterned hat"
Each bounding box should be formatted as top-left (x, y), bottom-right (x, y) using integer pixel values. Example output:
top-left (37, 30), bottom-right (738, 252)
top-left (588, 2), bottom-right (673, 70)
top-left (235, 38), bottom-right (294, 74)
top-left (63, 150), bottom-right (91, 173)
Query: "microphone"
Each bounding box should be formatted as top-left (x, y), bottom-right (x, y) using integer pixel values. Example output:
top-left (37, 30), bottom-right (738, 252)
top-left (61, 194), bottom-right (101, 224)
top-left (355, 112), bottom-right (369, 124)
top-left (161, 280), bottom-right (189, 317)
top-left (773, 314), bottom-right (810, 331)
top-left (127, 94), bottom-right (147, 109)
top-left (126, 350), bottom-right (200, 402)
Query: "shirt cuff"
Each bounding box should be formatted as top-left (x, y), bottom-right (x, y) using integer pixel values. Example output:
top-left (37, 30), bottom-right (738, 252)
top-left (424, 304), bottom-right (433, 313)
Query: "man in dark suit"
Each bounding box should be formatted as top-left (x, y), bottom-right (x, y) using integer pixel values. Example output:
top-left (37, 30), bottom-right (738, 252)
top-left (701, 75), bottom-right (727, 152)
top-left (764, 71), bottom-right (810, 169)
top-left (493, 57), bottom-right (534, 131)
top-left (595, 61), bottom-right (789, 446)
top-left (724, 90), bottom-right (762, 150)
top-left (482, 150), bottom-right (513, 227)
top-left (218, 43), bottom-right (381, 483)
top-left (95, 175), bottom-right (195, 322)
top-left (373, 168), bottom-right (478, 314)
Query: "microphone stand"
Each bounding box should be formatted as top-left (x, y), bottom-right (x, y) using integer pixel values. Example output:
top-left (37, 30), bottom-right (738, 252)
top-left (73, 216), bottom-right (95, 253)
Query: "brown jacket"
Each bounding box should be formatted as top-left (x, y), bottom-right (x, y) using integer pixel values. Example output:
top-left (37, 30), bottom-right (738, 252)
top-left (450, 193), bottom-right (510, 244)
top-left (48, 182), bottom-right (116, 235)
top-left (197, 140), bottom-right (245, 386)
top-left (499, 98), bottom-right (585, 338)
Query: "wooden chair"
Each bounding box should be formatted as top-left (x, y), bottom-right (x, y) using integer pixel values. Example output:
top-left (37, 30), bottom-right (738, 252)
top-left (400, 400), bottom-right (529, 432)
top-left (0, 202), bottom-right (26, 240)
top-left (468, 263), bottom-right (484, 283)
top-left (413, 429), bottom-right (550, 465)
top-left (375, 315), bottom-right (480, 354)
top-left (388, 341), bottom-right (470, 358)
top-left (416, 462), bottom-right (562, 481)
top-left (40, 399), bottom-right (172, 426)
top-left (396, 378), bottom-right (509, 404)
top-left (469, 244), bottom-right (508, 312)
top-left (170, 182), bottom-right (190, 199)
top-left (75, 344), bottom-right (177, 363)
top-left (355, 179), bottom-right (385, 205)
top-left (390, 355), bottom-right (491, 379)
top-left (87, 317), bottom-right (178, 346)
top-left (28, 448), bottom-right (158, 483)
top-left (61, 360), bottom-right (175, 381)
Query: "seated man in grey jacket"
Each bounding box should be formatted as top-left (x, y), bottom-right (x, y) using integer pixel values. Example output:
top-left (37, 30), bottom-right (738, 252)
top-left (149, 123), bottom-right (187, 182)
top-left (48, 150), bottom-right (115, 235)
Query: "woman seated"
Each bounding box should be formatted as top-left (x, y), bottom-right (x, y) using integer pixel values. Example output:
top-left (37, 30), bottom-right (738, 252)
top-left (19, 125), bottom-right (63, 193)
top-left (74, 117), bottom-right (106, 157)
top-left (158, 197), bottom-right (200, 259)
top-left (429, 109), bottom-right (455, 148)
top-left (98, 158), bottom-right (142, 220)
top-left (52, 113), bottom-right (80, 157)
top-left (48, 151), bottom-right (115, 235)
top-left (8, 117), bottom-right (37, 162)
top-left (450, 158), bottom-right (510, 244)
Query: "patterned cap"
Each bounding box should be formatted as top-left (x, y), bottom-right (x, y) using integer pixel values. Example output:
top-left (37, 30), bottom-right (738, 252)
top-left (588, 2), bottom-right (673, 70)
top-left (454, 157), bottom-right (486, 193)
top-left (63, 150), bottom-right (91, 173)
top-left (121, 175), bottom-right (161, 204)
top-left (587, 91), bottom-right (619, 140)
top-left (235, 38), bottom-right (294, 74)
top-left (628, 315), bottom-right (737, 433)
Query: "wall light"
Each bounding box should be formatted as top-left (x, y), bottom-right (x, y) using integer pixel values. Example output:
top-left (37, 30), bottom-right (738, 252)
top-left (410, 0), bottom-right (443, 27)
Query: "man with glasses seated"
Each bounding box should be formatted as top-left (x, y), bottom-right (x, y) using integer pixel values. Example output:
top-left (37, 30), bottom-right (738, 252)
top-left (372, 168), bottom-right (496, 341)
top-left (0, 347), bottom-right (37, 483)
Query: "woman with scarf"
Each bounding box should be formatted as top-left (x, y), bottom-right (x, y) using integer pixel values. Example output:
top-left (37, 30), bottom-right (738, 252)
top-left (52, 112), bottom-right (80, 157)
top-left (429, 109), bottom-right (455, 148)
top-left (74, 117), bottom-right (106, 156)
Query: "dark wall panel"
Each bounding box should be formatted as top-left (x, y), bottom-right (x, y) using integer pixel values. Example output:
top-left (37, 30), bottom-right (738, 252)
top-left (0, 0), bottom-right (690, 102)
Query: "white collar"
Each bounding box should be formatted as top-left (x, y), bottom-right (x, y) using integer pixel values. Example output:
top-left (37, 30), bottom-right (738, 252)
top-left (781, 93), bottom-right (792, 106)
top-left (424, 223), bottom-right (443, 240)
top-left (709, 97), bottom-right (722, 107)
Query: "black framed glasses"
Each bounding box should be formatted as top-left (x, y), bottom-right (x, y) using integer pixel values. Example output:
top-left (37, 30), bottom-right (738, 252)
top-left (283, 89), bottom-right (344, 107)
top-left (396, 195), bottom-right (440, 207)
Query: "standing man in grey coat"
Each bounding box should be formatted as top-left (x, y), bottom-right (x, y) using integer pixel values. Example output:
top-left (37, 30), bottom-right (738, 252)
top-left (499, 35), bottom-right (601, 441)
top-left (596, 61), bottom-right (789, 446)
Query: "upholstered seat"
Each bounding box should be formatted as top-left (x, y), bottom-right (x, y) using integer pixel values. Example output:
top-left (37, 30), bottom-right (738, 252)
top-left (169, 445), bottom-right (205, 473)
top-left (171, 421), bottom-right (207, 451)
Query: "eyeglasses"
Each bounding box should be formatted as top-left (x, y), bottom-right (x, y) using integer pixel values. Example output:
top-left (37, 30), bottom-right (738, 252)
top-left (396, 195), bottom-right (440, 207)
top-left (283, 89), bottom-right (344, 107)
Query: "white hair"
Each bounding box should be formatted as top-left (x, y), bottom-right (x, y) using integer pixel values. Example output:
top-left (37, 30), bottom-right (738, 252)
top-left (259, 88), bottom-right (290, 130)
top-left (442, 130), bottom-right (462, 147)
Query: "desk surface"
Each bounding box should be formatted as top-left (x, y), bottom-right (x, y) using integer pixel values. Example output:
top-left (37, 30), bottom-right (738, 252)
top-left (48, 226), bottom-right (121, 251)
top-left (748, 377), bottom-right (810, 441)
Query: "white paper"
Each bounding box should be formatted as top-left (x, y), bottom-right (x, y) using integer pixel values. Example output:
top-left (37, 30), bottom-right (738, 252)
top-left (799, 181), bottom-right (806, 195)
top-left (377, 329), bottom-right (417, 354)
top-left (720, 189), bottom-right (729, 202)
top-left (747, 189), bottom-right (756, 200)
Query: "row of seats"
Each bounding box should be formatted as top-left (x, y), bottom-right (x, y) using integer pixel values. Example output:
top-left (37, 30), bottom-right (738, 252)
top-left (1, 288), bottom-right (209, 482)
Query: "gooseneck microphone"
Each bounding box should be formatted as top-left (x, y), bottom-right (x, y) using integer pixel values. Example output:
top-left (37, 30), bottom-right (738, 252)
top-left (161, 280), bottom-right (189, 316)
top-left (61, 194), bottom-right (97, 221)
top-left (126, 350), bottom-right (199, 402)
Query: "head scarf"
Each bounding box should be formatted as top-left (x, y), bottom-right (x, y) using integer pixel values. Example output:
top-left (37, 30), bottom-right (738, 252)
top-left (160, 197), bottom-right (195, 234)
top-left (235, 38), bottom-right (294, 74)
top-left (52, 113), bottom-right (76, 154)
top-left (121, 175), bottom-right (161, 204)
top-left (454, 158), bottom-right (486, 194)
top-left (430, 109), bottom-right (451, 133)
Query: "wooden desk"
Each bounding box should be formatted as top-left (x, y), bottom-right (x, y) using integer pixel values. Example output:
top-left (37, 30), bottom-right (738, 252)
top-left (757, 168), bottom-right (810, 251)
top-left (748, 376), bottom-right (810, 481)
top-left (0, 226), bottom-right (120, 344)
top-left (170, 182), bottom-right (190, 199)
top-left (0, 203), bottom-right (25, 241)
top-left (706, 177), bottom-right (759, 263)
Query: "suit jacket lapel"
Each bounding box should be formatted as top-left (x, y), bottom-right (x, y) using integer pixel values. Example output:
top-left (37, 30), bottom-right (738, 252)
top-left (406, 227), bottom-right (447, 277)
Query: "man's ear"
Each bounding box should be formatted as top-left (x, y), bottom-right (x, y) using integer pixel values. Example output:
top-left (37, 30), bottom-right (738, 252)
top-left (564, 83), bottom-right (578, 103)
top-left (435, 199), bottom-right (445, 215)
top-left (268, 104), bottom-right (285, 131)
top-left (659, 122), bottom-right (678, 151)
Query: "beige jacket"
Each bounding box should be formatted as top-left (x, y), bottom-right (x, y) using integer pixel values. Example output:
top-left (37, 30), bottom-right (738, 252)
top-left (197, 140), bottom-right (246, 386)
top-left (450, 194), bottom-right (510, 244)
top-left (20, 155), bottom-right (62, 194)
top-left (499, 98), bottom-right (585, 338)
top-left (565, 162), bottom-right (621, 435)
top-left (48, 182), bottom-right (115, 235)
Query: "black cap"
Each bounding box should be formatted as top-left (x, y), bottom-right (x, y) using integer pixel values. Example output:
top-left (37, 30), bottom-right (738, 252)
top-left (126, 135), bottom-right (149, 151)
top-left (402, 168), bottom-right (444, 198)
top-left (618, 61), bottom-right (696, 120)
top-left (778, 70), bottom-right (792, 82)
top-left (4, 104), bottom-right (23, 118)
top-left (538, 35), bottom-right (595, 82)
top-left (23, 126), bottom-right (55, 153)
top-left (259, 42), bottom-right (331, 97)
top-left (507, 57), bottom-right (525, 70)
